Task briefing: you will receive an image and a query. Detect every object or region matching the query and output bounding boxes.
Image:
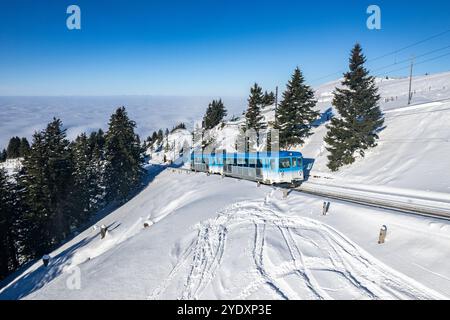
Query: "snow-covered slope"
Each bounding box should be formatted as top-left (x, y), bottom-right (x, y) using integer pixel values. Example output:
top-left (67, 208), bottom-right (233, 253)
top-left (2, 71), bottom-right (450, 300)
top-left (303, 99), bottom-right (450, 195)
top-left (1, 166), bottom-right (450, 300)
top-left (147, 128), bottom-right (193, 164)
top-left (0, 158), bottom-right (22, 176)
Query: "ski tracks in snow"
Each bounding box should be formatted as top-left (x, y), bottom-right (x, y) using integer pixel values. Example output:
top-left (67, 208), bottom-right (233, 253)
top-left (149, 197), bottom-right (446, 300)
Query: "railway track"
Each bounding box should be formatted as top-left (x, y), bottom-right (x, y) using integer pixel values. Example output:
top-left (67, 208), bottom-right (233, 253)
top-left (169, 167), bottom-right (450, 221)
top-left (294, 182), bottom-right (450, 221)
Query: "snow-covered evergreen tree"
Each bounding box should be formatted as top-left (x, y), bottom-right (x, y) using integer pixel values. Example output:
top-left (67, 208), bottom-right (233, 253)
top-left (104, 107), bottom-right (143, 203)
top-left (240, 83), bottom-right (267, 150)
top-left (19, 138), bottom-right (30, 157)
top-left (203, 99), bottom-right (227, 130)
top-left (275, 67), bottom-right (319, 148)
top-left (244, 83), bottom-right (266, 132)
top-left (6, 137), bottom-right (21, 159)
top-left (262, 90), bottom-right (275, 107)
top-left (324, 44), bottom-right (384, 171)
top-left (22, 118), bottom-right (74, 256)
top-left (0, 168), bottom-right (15, 279)
top-left (72, 132), bottom-right (106, 224)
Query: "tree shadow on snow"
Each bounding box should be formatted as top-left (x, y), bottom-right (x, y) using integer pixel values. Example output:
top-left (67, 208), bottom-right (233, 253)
top-left (0, 164), bottom-right (168, 299)
top-left (0, 235), bottom-right (95, 300)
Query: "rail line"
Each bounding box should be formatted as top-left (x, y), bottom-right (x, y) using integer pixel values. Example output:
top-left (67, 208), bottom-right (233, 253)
top-left (293, 183), bottom-right (450, 221)
top-left (169, 167), bottom-right (450, 221)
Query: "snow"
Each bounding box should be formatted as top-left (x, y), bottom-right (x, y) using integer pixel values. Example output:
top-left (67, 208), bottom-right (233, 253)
top-left (2, 71), bottom-right (450, 300)
top-left (1, 167), bottom-right (450, 300)
top-left (0, 158), bottom-right (23, 176)
top-left (303, 99), bottom-right (450, 195)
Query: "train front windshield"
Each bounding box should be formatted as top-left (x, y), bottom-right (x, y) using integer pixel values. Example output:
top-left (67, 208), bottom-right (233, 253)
top-left (279, 157), bottom-right (303, 170)
top-left (279, 158), bottom-right (291, 169)
top-left (292, 157), bottom-right (302, 168)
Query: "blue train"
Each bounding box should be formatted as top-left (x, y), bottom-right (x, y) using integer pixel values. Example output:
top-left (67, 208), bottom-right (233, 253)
top-left (190, 151), bottom-right (304, 185)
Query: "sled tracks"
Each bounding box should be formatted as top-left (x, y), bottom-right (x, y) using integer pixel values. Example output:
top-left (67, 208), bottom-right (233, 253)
top-left (149, 200), bottom-right (445, 300)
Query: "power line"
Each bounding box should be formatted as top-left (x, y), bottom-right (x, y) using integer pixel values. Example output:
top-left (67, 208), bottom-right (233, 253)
top-left (371, 44), bottom-right (450, 74)
top-left (311, 27), bottom-right (450, 84)
top-left (375, 50), bottom-right (450, 77)
top-left (368, 28), bottom-right (450, 63)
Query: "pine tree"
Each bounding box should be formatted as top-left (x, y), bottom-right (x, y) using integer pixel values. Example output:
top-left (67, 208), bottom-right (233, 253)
top-left (0, 168), bottom-right (30, 280)
top-left (0, 168), bottom-right (14, 279)
top-left (244, 83), bottom-right (266, 132)
top-left (275, 67), bottom-right (319, 148)
top-left (6, 137), bottom-right (21, 159)
top-left (240, 83), bottom-right (267, 151)
top-left (88, 129), bottom-right (106, 211)
top-left (0, 149), bottom-right (6, 162)
top-left (22, 118), bottom-right (75, 257)
top-left (262, 91), bottom-right (275, 107)
top-left (324, 44), bottom-right (384, 171)
top-left (104, 107), bottom-right (143, 203)
top-left (151, 131), bottom-right (158, 143)
top-left (72, 133), bottom-right (94, 224)
top-left (157, 129), bottom-right (164, 143)
top-left (203, 99), bottom-right (227, 130)
top-left (19, 137), bottom-right (31, 157)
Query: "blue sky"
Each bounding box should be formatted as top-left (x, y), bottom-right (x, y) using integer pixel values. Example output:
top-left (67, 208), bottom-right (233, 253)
top-left (0, 0), bottom-right (449, 96)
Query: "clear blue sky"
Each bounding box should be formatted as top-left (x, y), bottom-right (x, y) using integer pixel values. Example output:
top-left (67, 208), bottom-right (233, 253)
top-left (1, 0), bottom-right (450, 96)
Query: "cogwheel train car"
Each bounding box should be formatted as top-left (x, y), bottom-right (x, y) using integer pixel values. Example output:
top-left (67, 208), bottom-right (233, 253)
top-left (190, 151), bottom-right (304, 185)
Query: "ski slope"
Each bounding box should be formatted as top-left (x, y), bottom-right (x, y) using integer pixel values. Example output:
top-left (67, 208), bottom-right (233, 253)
top-left (1, 167), bottom-right (450, 300)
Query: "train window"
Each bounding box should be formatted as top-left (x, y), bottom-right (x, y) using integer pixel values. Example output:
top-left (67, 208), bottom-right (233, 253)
top-left (292, 157), bottom-right (302, 167)
top-left (256, 160), bottom-right (263, 168)
top-left (292, 157), bottom-right (298, 167)
top-left (298, 158), bottom-right (303, 167)
top-left (279, 158), bottom-right (291, 169)
top-left (270, 159), bottom-right (276, 170)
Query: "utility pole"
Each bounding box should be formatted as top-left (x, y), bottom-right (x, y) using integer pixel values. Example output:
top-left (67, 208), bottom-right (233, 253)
top-left (275, 86), bottom-right (278, 108)
top-left (407, 56), bottom-right (414, 105)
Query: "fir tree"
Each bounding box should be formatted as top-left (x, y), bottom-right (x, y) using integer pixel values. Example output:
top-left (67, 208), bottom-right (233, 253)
top-left (244, 83), bottom-right (266, 132)
top-left (324, 44), bottom-right (384, 171)
top-left (157, 129), bottom-right (164, 142)
top-left (72, 133), bottom-right (95, 224)
top-left (151, 131), bottom-right (158, 143)
top-left (22, 118), bottom-right (75, 256)
top-left (88, 129), bottom-right (107, 210)
top-left (171, 122), bottom-right (186, 132)
top-left (203, 99), bottom-right (227, 130)
top-left (0, 168), bottom-right (15, 279)
top-left (19, 138), bottom-right (31, 157)
top-left (262, 91), bottom-right (275, 107)
top-left (104, 107), bottom-right (143, 203)
top-left (241, 83), bottom-right (267, 150)
top-left (6, 137), bottom-right (21, 159)
top-left (275, 67), bottom-right (319, 148)
top-left (0, 149), bottom-right (6, 162)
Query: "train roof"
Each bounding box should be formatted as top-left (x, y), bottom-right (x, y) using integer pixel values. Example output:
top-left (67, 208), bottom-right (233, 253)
top-left (192, 151), bottom-right (303, 158)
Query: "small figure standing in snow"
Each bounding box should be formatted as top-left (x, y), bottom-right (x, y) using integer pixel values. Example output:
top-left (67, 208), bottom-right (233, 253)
top-left (42, 254), bottom-right (50, 267)
top-left (378, 225), bottom-right (387, 244)
top-left (323, 201), bottom-right (330, 215)
top-left (100, 224), bottom-right (107, 239)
